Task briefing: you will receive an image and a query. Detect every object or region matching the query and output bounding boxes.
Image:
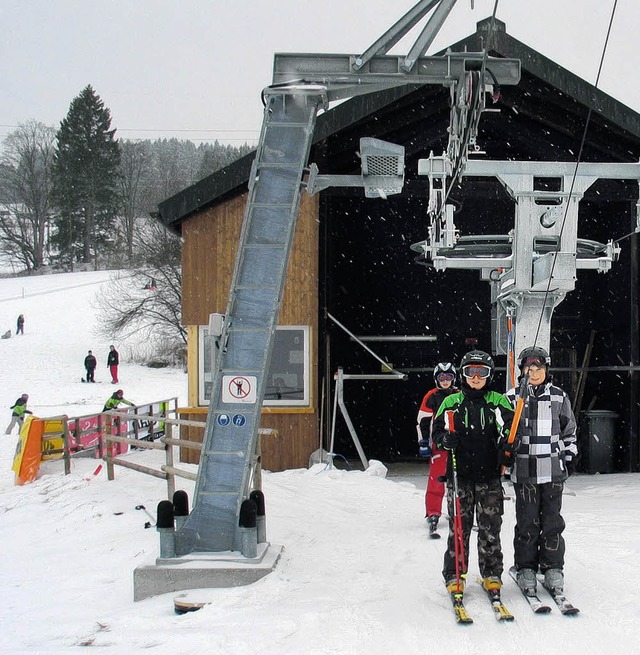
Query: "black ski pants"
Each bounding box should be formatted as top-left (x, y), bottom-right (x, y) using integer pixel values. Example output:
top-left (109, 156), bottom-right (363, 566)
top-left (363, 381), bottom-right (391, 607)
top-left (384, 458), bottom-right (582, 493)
top-left (442, 477), bottom-right (504, 582)
top-left (513, 481), bottom-right (565, 572)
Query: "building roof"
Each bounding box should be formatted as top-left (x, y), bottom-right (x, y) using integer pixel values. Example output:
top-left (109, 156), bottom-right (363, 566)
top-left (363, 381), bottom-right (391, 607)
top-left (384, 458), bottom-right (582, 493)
top-left (158, 17), bottom-right (640, 232)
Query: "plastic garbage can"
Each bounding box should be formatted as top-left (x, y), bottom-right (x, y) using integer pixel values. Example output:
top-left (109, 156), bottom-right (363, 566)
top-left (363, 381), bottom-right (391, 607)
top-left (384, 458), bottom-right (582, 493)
top-left (579, 410), bottom-right (618, 474)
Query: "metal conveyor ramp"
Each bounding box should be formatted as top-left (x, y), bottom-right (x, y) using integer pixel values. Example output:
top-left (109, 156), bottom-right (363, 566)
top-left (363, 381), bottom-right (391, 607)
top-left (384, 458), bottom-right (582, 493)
top-left (175, 87), bottom-right (325, 555)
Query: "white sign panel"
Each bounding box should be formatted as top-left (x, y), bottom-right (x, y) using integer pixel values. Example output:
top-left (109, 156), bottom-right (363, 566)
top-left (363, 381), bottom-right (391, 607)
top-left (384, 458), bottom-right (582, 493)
top-left (222, 375), bottom-right (257, 404)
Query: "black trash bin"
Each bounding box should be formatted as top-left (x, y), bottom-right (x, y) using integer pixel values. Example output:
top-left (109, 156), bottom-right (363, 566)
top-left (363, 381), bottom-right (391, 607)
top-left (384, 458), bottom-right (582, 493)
top-left (579, 410), bottom-right (618, 474)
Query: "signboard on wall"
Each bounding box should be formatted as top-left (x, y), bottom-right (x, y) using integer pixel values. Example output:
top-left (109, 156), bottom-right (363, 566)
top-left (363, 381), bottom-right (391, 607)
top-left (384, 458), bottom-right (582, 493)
top-left (199, 325), bottom-right (310, 407)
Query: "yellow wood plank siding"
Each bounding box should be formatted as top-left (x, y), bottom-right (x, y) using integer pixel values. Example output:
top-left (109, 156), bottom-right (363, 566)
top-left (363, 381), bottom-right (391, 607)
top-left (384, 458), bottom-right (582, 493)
top-left (180, 192), bottom-right (319, 471)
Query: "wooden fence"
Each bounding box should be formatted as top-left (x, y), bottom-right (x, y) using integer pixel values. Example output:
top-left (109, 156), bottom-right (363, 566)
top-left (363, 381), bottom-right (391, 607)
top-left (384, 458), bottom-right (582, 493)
top-left (38, 397), bottom-right (271, 500)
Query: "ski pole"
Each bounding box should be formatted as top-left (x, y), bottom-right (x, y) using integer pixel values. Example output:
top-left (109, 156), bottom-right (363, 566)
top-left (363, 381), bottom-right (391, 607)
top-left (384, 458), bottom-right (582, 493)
top-left (500, 373), bottom-right (529, 475)
top-left (446, 410), bottom-right (466, 589)
top-left (135, 504), bottom-right (156, 528)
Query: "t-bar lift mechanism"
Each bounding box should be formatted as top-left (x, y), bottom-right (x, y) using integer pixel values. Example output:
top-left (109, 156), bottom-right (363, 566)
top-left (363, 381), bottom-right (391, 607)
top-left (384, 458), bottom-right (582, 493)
top-left (174, 0), bottom-right (520, 557)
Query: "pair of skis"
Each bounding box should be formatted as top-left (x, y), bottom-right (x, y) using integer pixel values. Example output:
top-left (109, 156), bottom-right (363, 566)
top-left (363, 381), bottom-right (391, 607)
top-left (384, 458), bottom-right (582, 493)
top-left (508, 567), bottom-right (580, 615)
top-left (448, 580), bottom-right (514, 624)
top-left (449, 574), bottom-right (579, 624)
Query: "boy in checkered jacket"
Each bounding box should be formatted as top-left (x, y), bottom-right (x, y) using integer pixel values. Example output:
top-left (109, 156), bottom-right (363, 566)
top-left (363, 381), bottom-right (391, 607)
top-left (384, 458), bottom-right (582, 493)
top-left (505, 346), bottom-right (577, 596)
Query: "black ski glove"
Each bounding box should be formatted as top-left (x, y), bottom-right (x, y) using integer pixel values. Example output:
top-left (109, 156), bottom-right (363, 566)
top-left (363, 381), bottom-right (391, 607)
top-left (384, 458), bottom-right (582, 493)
top-left (497, 436), bottom-right (520, 468)
top-left (441, 431), bottom-right (460, 450)
top-left (418, 439), bottom-right (432, 459)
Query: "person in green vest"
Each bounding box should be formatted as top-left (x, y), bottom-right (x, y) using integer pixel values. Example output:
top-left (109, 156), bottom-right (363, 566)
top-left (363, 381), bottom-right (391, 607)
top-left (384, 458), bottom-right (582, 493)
top-left (5, 393), bottom-right (32, 434)
top-left (102, 389), bottom-right (134, 412)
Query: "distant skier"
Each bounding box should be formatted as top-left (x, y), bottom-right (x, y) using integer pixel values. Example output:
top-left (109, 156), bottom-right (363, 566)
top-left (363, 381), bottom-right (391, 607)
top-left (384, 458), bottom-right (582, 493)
top-left (84, 350), bottom-right (97, 382)
top-left (5, 393), bottom-right (32, 434)
top-left (102, 389), bottom-right (134, 412)
top-left (107, 345), bottom-right (119, 383)
top-left (16, 314), bottom-right (24, 335)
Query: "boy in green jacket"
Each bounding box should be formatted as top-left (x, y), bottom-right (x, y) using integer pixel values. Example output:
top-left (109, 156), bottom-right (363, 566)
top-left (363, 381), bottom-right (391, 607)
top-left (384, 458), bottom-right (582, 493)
top-left (432, 350), bottom-right (515, 596)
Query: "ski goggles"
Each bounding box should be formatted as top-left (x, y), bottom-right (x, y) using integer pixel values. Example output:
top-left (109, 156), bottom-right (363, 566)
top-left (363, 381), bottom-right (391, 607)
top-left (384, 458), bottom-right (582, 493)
top-left (522, 357), bottom-right (547, 368)
top-left (462, 364), bottom-right (492, 379)
top-left (436, 372), bottom-right (455, 383)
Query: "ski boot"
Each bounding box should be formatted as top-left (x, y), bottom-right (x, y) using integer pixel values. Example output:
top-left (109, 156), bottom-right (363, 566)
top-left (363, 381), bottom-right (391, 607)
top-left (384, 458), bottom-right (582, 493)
top-left (427, 515), bottom-right (440, 538)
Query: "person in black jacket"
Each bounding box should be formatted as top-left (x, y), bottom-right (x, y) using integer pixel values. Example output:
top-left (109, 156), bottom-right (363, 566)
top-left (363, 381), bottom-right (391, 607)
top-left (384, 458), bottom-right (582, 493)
top-left (432, 350), bottom-right (515, 596)
top-left (107, 345), bottom-right (119, 383)
top-left (84, 350), bottom-right (97, 382)
top-left (16, 314), bottom-right (24, 335)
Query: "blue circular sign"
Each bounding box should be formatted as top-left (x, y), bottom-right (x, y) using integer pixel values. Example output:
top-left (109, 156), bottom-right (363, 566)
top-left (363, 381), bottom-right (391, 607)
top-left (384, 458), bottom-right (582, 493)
top-left (232, 414), bottom-right (246, 427)
top-left (217, 413), bottom-right (230, 426)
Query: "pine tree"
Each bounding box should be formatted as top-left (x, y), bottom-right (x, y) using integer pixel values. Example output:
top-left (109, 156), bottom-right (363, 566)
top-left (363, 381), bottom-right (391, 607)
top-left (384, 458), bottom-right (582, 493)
top-left (52, 85), bottom-right (120, 268)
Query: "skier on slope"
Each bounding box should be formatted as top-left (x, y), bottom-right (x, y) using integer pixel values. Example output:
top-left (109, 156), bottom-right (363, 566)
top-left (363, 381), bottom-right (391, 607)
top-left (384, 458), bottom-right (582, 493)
top-left (432, 351), bottom-right (514, 596)
top-left (5, 394), bottom-right (33, 434)
top-left (84, 350), bottom-right (97, 382)
top-left (107, 345), bottom-right (120, 384)
top-left (416, 362), bottom-right (458, 538)
top-left (102, 389), bottom-right (134, 412)
top-left (505, 347), bottom-right (578, 596)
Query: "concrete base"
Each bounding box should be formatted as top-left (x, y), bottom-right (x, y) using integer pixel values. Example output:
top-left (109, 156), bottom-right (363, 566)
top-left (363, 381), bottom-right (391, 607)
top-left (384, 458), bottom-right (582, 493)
top-left (133, 542), bottom-right (283, 601)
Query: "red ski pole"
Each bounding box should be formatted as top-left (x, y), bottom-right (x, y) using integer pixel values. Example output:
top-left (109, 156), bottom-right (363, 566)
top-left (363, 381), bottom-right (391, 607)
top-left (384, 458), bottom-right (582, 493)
top-left (446, 410), bottom-right (466, 589)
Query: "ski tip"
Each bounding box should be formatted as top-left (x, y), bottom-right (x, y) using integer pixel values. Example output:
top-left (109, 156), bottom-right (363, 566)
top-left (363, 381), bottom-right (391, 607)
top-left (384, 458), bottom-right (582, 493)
top-left (535, 605), bottom-right (553, 614)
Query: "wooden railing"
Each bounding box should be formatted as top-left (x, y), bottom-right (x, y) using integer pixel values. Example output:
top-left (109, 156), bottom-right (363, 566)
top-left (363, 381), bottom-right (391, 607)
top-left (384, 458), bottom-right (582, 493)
top-left (38, 398), bottom-right (272, 500)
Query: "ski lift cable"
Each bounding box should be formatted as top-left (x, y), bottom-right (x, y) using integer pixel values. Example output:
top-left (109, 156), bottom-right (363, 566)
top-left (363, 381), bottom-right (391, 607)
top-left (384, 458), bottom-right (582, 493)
top-left (532, 0), bottom-right (619, 350)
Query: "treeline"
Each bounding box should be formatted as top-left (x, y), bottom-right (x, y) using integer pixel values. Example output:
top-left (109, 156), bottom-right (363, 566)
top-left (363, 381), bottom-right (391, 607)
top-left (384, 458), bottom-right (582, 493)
top-left (0, 85), bottom-right (253, 274)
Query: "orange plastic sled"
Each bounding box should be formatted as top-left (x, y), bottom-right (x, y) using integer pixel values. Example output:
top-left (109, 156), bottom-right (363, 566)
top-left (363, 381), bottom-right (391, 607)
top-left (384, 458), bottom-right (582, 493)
top-left (12, 416), bottom-right (43, 485)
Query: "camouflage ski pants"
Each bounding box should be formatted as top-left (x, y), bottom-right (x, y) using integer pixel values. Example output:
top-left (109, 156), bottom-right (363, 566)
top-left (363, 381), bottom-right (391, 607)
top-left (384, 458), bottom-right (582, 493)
top-left (442, 477), bottom-right (504, 582)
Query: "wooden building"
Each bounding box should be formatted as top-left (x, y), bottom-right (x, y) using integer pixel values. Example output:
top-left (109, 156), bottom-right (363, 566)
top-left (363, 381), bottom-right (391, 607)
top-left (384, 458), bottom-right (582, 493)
top-left (158, 19), bottom-right (640, 473)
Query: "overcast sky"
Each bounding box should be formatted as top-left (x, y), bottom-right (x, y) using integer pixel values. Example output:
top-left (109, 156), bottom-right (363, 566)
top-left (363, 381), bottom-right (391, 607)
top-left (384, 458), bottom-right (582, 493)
top-left (1, 0), bottom-right (636, 146)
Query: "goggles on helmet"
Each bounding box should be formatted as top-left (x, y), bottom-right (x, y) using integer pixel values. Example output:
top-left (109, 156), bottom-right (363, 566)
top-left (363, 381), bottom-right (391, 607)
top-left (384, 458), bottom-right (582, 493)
top-left (523, 357), bottom-right (546, 368)
top-left (436, 372), bottom-right (455, 383)
top-left (462, 364), bottom-right (492, 379)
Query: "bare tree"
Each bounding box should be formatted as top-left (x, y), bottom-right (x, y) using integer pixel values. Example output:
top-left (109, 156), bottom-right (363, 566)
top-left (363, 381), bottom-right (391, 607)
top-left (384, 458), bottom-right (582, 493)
top-left (0, 120), bottom-right (56, 272)
top-left (118, 140), bottom-right (151, 263)
top-left (94, 218), bottom-right (185, 352)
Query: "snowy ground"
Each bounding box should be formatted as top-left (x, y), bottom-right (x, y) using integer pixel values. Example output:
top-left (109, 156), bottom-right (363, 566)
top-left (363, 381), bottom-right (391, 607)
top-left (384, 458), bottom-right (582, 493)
top-left (1, 272), bottom-right (639, 654)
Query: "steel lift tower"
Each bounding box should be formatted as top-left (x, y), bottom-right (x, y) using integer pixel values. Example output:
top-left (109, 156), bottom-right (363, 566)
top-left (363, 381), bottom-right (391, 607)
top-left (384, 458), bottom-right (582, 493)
top-left (412, 158), bottom-right (640, 387)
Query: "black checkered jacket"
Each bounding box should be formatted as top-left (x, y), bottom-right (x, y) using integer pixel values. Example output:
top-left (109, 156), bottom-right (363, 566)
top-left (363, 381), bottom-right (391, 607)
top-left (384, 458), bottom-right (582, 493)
top-left (505, 381), bottom-right (577, 484)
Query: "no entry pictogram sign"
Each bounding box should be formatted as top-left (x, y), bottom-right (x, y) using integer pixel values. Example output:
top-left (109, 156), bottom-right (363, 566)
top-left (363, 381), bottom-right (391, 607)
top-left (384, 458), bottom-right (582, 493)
top-left (222, 375), bottom-right (257, 404)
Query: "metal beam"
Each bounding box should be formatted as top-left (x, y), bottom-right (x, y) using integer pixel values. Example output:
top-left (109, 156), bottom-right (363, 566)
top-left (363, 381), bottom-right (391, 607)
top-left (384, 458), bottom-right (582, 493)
top-left (273, 53), bottom-right (520, 100)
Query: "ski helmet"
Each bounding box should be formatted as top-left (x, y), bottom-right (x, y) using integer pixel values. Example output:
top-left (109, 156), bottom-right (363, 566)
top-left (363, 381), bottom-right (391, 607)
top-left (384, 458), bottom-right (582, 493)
top-left (433, 362), bottom-right (456, 388)
top-left (460, 350), bottom-right (494, 382)
top-left (21, 393), bottom-right (29, 400)
top-left (116, 389), bottom-right (124, 396)
top-left (518, 346), bottom-right (550, 369)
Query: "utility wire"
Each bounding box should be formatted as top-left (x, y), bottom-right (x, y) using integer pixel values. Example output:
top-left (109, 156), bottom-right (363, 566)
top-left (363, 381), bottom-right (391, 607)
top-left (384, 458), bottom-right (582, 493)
top-left (532, 0), bottom-right (618, 349)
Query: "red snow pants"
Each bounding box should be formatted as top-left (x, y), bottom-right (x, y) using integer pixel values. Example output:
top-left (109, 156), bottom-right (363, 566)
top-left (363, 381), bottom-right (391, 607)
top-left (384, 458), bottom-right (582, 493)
top-left (425, 446), bottom-right (448, 517)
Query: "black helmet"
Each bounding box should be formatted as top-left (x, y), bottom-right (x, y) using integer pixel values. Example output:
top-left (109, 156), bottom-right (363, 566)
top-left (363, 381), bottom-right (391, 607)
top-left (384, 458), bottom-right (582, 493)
top-left (518, 346), bottom-right (550, 369)
top-left (433, 362), bottom-right (456, 388)
top-left (460, 350), bottom-right (494, 382)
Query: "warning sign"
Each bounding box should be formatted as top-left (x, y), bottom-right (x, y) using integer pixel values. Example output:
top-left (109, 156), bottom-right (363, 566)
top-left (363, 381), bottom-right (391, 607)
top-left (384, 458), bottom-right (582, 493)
top-left (222, 375), bottom-right (257, 404)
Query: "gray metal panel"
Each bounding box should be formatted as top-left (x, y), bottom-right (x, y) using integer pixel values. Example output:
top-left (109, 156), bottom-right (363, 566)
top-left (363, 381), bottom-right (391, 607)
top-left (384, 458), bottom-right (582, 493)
top-left (273, 53), bottom-right (520, 89)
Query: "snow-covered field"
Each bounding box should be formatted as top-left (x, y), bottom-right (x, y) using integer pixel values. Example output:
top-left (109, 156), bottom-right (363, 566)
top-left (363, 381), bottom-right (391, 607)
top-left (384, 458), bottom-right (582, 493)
top-left (0, 271), bottom-right (639, 654)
